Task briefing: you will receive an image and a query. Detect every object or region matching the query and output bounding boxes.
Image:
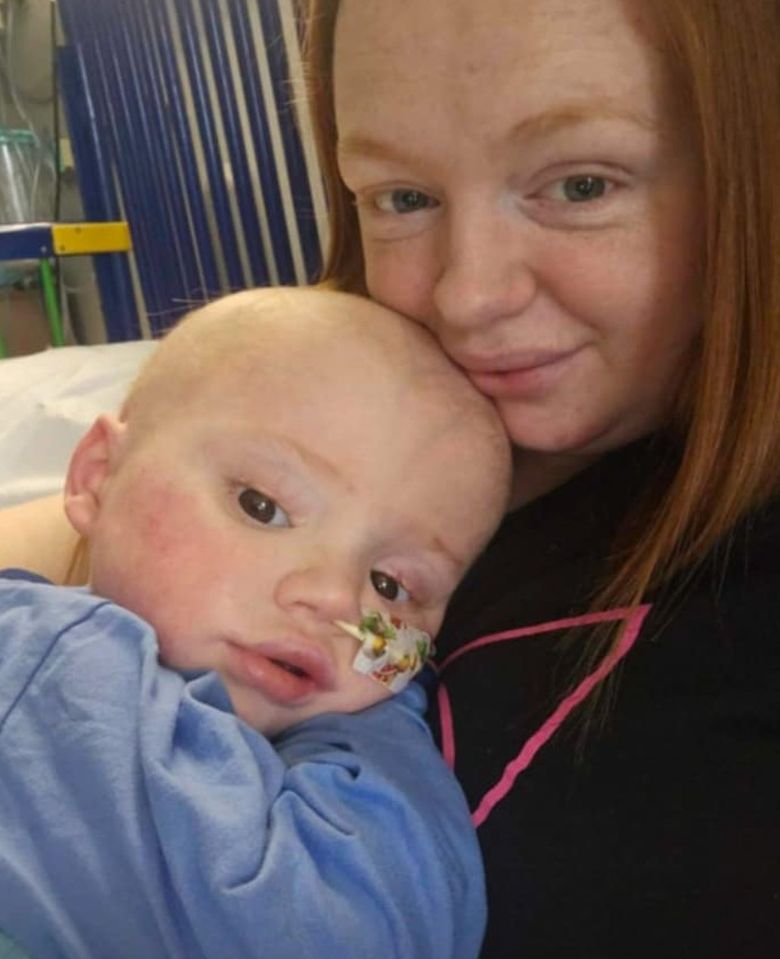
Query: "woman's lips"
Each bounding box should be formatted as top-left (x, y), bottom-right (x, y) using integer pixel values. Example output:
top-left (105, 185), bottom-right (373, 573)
top-left (224, 639), bottom-right (337, 705)
top-left (464, 348), bottom-right (583, 399)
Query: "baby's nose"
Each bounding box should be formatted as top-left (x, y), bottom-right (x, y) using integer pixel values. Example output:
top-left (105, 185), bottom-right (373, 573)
top-left (273, 560), bottom-right (362, 626)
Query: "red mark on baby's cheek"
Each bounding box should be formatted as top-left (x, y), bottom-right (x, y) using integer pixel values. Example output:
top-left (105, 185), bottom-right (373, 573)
top-left (124, 473), bottom-right (203, 559)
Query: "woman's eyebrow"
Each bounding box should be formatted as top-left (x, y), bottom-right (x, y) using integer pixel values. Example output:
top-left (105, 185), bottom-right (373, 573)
top-left (337, 134), bottom-right (424, 168)
top-left (338, 101), bottom-right (656, 169)
top-left (508, 101), bottom-right (658, 142)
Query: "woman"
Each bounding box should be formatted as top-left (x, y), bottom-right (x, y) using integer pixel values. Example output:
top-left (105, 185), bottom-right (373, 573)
top-left (302, 0), bottom-right (780, 955)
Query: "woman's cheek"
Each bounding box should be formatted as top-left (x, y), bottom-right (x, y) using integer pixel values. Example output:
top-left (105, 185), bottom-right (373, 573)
top-left (364, 238), bottom-right (435, 323)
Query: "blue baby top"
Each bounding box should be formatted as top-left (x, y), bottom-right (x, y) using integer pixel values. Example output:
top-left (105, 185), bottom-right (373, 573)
top-left (0, 573), bottom-right (485, 959)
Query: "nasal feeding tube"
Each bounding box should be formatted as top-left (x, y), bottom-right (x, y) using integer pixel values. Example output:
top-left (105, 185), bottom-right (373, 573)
top-left (334, 611), bottom-right (433, 693)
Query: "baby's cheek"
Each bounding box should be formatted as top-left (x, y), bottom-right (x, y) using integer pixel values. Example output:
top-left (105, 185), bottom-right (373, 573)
top-left (346, 671), bottom-right (394, 712)
top-left (104, 475), bottom-right (225, 616)
top-left (121, 474), bottom-right (219, 568)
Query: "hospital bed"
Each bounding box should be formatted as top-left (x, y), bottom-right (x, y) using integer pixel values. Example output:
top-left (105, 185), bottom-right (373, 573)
top-left (0, 340), bottom-right (154, 508)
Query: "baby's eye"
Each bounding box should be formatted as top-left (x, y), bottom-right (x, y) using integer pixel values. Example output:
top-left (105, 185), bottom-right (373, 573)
top-left (375, 188), bottom-right (439, 215)
top-left (238, 488), bottom-right (291, 528)
top-left (370, 569), bottom-right (411, 603)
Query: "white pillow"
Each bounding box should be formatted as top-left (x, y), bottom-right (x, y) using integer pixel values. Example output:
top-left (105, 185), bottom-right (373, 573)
top-left (0, 341), bottom-right (157, 507)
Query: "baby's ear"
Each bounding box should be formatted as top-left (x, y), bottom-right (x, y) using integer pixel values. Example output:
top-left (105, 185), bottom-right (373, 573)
top-left (64, 414), bottom-right (127, 535)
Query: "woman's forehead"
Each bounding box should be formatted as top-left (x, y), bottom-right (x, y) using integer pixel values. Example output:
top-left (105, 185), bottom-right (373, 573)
top-left (334, 0), bottom-right (668, 132)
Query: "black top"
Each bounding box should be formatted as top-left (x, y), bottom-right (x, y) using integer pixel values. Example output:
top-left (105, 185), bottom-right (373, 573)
top-left (432, 439), bottom-right (780, 958)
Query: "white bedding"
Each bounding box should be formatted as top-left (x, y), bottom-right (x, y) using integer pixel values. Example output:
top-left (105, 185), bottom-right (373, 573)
top-left (0, 341), bottom-right (156, 508)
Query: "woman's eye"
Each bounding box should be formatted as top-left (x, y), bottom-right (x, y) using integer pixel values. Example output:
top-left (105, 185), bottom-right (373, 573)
top-left (370, 569), bottom-right (411, 603)
top-left (559, 174), bottom-right (608, 203)
top-left (238, 488), bottom-right (290, 528)
top-left (375, 189), bottom-right (438, 215)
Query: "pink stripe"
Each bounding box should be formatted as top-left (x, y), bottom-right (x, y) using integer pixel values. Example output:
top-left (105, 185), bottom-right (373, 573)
top-left (438, 607), bottom-right (647, 672)
top-left (433, 606), bottom-right (653, 826)
top-left (470, 604), bottom-right (651, 826)
top-left (437, 684), bottom-right (456, 768)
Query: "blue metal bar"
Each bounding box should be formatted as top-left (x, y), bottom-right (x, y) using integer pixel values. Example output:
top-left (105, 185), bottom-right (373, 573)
top-left (107, 1), bottom-right (198, 329)
top-left (145, 0), bottom-right (222, 298)
top-left (0, 224), bottom-right (52, 260)
top-left (78, 0), bottom-right (187, 329)
top-left (59, 0), bottom-right (324, 342)
top-left (253, 0), bottom-right (322, 281)
top-left (228, 0), bottom-right (296, 283)
top-left (62, 0), bottom-right (162, 324)
top-left (125, 0), bottom-right (203, 308)
top-left (88, 14), bottom-right (170, 329)
top-left (173, 0), bottom-right (245, 291)
top-left (55, 32), bottom-right (140, 340)
top-left (110, 18), bottom-right (186, 323)
top-left (198, 0), bottom-right (270, 287)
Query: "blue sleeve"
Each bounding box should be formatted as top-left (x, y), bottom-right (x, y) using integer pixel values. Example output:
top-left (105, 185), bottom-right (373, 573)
top-left (0, 578), bottom-right (485, 959)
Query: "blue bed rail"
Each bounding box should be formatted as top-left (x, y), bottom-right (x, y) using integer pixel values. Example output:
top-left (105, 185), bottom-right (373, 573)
top-left (57, 0), bottom-right (325, 339)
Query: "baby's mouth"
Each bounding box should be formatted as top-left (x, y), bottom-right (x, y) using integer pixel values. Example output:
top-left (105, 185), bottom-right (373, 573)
top-left (270, 658), bottom-right (308, 679)
top-left (224, 638), bottom-right (338, 704)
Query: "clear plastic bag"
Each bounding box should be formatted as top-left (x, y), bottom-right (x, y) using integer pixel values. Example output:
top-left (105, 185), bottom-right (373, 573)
top-left (0, 127), bottom-right (53, 224)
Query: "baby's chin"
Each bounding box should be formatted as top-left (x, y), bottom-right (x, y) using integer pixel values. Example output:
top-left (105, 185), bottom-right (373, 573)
top-left (227, 676), bottom-right (393, 739)
top-left (230, 693), bottom-right (329, 739)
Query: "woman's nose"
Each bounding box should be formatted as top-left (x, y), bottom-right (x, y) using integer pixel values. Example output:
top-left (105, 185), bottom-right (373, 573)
top-left (273, 556), bottom-right (363, 627)
top-left (431, 204), bottom-right (537, 335)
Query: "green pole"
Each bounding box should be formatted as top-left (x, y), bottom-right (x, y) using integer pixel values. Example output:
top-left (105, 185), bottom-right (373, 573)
top-left (39, 258), bottom-right (64, 348)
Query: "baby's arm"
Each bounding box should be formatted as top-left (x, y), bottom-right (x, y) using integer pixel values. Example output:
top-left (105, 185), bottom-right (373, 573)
top-left (0, 496), bottom-right (83, 584)
top-left (0, 577), bottom-right (485, 959)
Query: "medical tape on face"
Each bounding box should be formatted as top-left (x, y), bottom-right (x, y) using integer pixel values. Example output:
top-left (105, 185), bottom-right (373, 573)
top-left (334, 610), bottom-right (433, 694)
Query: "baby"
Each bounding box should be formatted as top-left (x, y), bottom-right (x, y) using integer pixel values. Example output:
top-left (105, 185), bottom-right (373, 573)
top-left (0, 287), bottom-right (511, 959)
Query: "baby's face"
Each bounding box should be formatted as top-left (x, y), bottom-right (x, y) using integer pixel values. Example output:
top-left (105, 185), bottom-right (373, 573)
top-left (83, 329), bottom-right (505, 735)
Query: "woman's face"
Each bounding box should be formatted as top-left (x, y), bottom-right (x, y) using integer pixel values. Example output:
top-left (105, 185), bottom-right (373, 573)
top-left (334, 0), bottom-right (703, 462)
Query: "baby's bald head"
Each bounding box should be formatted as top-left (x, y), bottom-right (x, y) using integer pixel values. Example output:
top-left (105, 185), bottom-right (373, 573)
top-left (125, 288), bottom-right (507, 463)
top-left (120, 286), bottom-right (512, 553)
